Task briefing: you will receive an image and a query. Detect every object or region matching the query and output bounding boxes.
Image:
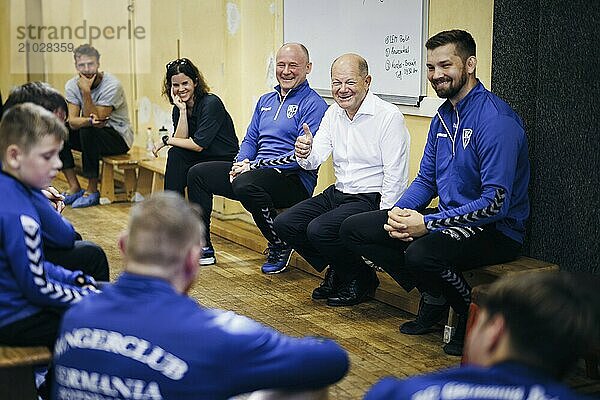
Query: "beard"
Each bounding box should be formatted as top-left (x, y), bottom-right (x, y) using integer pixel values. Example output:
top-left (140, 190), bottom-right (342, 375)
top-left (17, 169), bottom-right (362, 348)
top-left (85, 71), bottom-right (104, 90)
top-left (431, 70), bottom-right (468, 99)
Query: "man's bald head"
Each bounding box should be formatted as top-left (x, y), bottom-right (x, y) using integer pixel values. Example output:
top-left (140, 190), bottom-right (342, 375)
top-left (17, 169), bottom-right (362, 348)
top-left (275, 43), bottom-right (312, 96)
top-left (331, 53), bottom-right (368, 78)
top-left (330, 53), bottom-right (371, 120)
top-left (278, 42), bottom-right (310, 63)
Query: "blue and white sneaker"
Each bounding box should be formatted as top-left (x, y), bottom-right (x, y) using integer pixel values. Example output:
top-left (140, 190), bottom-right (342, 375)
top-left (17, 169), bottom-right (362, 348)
top-left (72, 191), bottom-right (100, 208)
top-left (199, 246), bottom-right (216, 265)
top-left (261, 244), bottom-right (292, 274)
top-left (62, 189), bottom-right (84, 205)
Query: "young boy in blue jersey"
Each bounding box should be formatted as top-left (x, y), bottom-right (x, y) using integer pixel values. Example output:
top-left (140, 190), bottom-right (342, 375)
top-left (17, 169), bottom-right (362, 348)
top-left (340, 29), bottom-right (530, 356)
top-left (0, 103), bottom-right (98, 348)
top-left (364, 271), bottom-right (600, 400)
top-left (52, 192), bottom-right (349, 400)
top-left (2, 82), bottom-right (109, 282)
top-left (187, 42), bottom-right (328, 273)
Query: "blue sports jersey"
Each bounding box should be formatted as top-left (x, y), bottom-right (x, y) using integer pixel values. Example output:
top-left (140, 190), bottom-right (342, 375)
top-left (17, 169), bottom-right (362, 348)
top-left (0, 171), bottom-right (95, 329)
top-left (364, 362), bottom-right (591, 400)
top-left (52, 273), bottom-right (349, 400)
top-left (236, 80), bottom-right (328, 195)
top-left (395, 81), bottom-right (530, 243)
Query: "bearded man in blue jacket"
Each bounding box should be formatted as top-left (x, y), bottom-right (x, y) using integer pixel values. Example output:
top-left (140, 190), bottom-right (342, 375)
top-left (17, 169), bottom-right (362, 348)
top-left (340, 29), bottom-right (530, 356)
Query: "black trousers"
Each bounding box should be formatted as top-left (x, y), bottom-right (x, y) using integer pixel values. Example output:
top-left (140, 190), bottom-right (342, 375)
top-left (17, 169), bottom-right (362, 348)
top-left (0, 309), bottom-right (62, 349)
top-left (60, 127), bottom-right (129, 179)
top-left (273, 185), bottom-right (381, 282)
top-left (187, 161), bottom-right (309, 246)
top-left (44, 240), bottom-right (110, 282)
top-left (164, 146), bottom-right (235, 196)
top-left (340, 209), bottom-right (522, 315)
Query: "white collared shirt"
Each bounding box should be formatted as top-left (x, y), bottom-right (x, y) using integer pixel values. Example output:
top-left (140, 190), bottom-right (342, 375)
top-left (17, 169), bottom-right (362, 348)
top-left (297, 91), bottom-right (410, 209)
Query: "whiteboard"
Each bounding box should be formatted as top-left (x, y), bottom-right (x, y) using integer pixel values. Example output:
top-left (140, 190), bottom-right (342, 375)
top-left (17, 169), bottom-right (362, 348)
top-left (283, 0), bottom-right (428, 106)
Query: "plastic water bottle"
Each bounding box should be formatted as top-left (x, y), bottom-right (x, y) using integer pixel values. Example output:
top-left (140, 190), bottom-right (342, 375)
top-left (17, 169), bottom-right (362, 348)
top-left (146, 127), bottom-right (154, 155)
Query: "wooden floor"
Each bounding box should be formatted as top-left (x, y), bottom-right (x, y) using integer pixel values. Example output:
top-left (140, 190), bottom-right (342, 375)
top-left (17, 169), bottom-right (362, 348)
top-left (58, 198), bottom-right (599, 398)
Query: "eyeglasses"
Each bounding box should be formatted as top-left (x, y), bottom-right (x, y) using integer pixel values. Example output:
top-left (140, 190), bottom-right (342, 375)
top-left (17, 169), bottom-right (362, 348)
top-left (166, 58), bottom-right (191, 70)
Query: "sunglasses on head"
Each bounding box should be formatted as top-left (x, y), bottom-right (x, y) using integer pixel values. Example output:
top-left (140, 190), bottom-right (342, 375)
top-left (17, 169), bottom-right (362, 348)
top-left (166, 58), bottom-right (191, 70)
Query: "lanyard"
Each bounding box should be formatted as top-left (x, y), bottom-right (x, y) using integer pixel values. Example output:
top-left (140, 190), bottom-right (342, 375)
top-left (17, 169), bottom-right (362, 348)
top-left (437, 108), bottom-right (459, 157)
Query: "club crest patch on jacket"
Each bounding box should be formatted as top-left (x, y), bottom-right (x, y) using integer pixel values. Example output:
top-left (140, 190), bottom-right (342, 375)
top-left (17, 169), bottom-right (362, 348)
top-left (462, 129), bottom-right (473, 149)
top-left (287, 104), bottom-right (298, 119)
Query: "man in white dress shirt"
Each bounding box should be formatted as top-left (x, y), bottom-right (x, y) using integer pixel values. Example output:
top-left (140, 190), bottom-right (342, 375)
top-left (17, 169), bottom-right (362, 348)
top-left (273, 53), bottom-right (410, 306)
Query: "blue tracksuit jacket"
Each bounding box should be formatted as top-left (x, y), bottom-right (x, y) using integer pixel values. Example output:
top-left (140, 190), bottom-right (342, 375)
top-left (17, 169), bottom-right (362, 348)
top-left (364, 362), bottom-right (592, 400)
top-left (0, 171), bottom-right (94, 329)
top-left (236, 80), bottom-right (328, 195)
top-left (52, 273), bottom-right (349, 400)
top-left (396, 81), bottom-right (530, 243)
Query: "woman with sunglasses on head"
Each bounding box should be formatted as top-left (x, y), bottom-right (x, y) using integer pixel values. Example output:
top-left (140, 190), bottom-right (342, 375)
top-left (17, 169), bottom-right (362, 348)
top-left (153, 58), bottom-right (239, 195)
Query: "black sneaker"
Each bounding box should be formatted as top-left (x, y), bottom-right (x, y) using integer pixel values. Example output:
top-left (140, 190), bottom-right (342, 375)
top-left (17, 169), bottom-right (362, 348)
top-left (400, 296), bottom-right (449, 335)
top-left (326, 270), bottom-right (380, 307)
top-left (199, 246), bottom-right (216, 265)
top-left (261, 244), bottom-right (292, 274)
top-left (443, 312), bottom-right (467, 356)
top-left (312, 267), bottom-right (339, 300)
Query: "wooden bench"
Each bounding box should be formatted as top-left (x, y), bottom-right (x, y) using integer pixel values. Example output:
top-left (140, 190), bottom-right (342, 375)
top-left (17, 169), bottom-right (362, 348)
top-left (0, 345), bottom-right (51, 399)
top-left (100, 146), bottom-right (153, 203)
top-left (210, 218), bottom-right (559, 315)
top-left (136, 157), bottom-right (168, 197)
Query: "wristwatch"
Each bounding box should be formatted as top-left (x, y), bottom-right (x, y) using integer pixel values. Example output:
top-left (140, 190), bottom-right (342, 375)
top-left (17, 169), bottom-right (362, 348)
top-left (162, 135), bottom-right (169, 146)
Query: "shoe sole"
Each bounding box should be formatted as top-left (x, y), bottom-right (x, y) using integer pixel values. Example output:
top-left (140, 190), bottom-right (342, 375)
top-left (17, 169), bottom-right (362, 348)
top-left (262, 265), bottom-right (287, 274)
top-left (326, 295), bottom-right (370, 307)
top-left (311, 291), bottom-right (335, 300)
top-left (199, 257), bottom-right (216, 266)
top-left (71, 201), bottom-right (99, 208)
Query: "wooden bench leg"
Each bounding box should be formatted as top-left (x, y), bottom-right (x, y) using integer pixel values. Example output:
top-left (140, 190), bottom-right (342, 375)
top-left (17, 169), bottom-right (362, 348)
top-left (100, 163), bottom-right (115, 202)
top-left (123, 168), bottom-right (138, 201)
top-left (137, 168), bottom-right (154, 197)
top-left (152, 173), bottom-right (164, 194)
top-left (0, 365), bottom-right (39, 400)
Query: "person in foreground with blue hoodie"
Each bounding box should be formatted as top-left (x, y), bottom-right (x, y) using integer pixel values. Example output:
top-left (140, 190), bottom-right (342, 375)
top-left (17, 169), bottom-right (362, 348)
top-left (364, 271), bottom-right (599, 400)
top-left (52, 192), bottom-right (349, 400)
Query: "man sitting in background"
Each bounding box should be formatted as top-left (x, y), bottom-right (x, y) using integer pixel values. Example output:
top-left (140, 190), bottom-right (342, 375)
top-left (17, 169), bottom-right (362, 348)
top-left (364, 271), bottom-right (600, 400)
top-left (53, 192), bottom-right (349, 399)
top-left (61, 44), bottom-right (133, 208)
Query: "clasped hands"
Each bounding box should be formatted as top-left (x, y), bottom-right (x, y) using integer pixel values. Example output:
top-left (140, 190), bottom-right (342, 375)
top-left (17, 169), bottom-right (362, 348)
top-left (229, 159), bottom-right (251, 182)
top-left (42, 186), bottom-right (65, 213)
top-left (384, 207), bottom-right (428, 242)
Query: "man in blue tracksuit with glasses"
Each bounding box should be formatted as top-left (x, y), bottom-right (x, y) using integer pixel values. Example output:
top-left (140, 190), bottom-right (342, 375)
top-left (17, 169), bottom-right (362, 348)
top-left (340, 29), bottom-right (530, 356)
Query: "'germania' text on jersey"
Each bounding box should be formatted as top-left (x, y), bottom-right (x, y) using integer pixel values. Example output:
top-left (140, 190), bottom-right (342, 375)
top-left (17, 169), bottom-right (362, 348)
top-left (55, 366), bottom-right (163, 400)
